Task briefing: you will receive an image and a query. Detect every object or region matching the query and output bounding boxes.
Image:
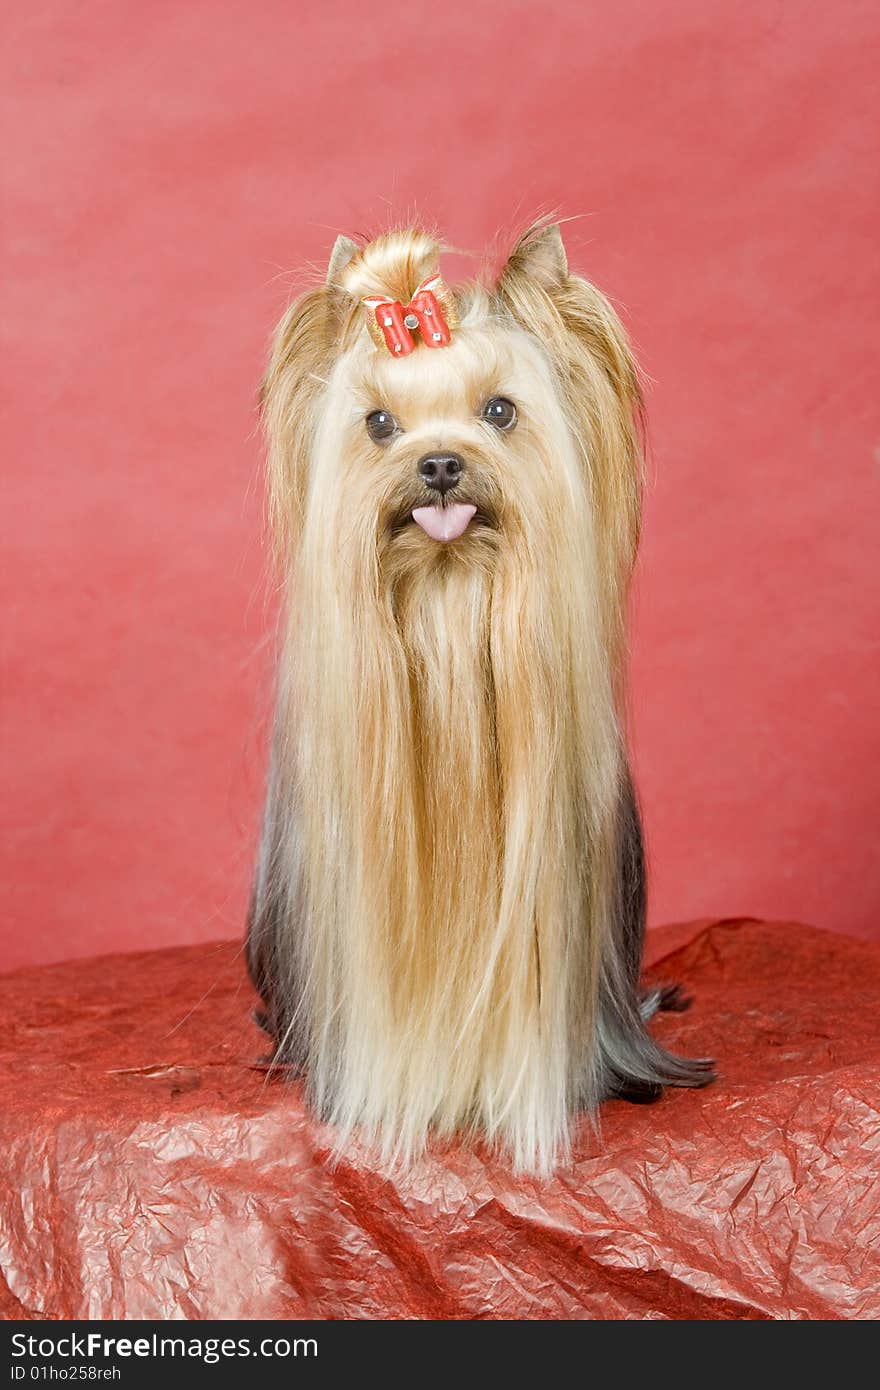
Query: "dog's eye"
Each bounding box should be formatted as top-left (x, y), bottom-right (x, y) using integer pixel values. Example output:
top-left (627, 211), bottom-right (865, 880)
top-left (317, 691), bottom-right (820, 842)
top-left (481, 397), bottom-right (517, 431)
top-left (365, 410), bottom-right (398, 443)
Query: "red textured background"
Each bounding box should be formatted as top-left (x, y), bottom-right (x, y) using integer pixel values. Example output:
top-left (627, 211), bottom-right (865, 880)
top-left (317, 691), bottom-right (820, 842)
top-left (3, 2), bottom-right (878, 970)
top-left (4, 918), bottom-right (880, 1319)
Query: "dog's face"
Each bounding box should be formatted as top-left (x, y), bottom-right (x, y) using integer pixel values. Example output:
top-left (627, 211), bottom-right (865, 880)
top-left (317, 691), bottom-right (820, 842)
top-left (311, 308), bottom-right (588, 581)
top-left (263, 224), bottom-right (644, 646)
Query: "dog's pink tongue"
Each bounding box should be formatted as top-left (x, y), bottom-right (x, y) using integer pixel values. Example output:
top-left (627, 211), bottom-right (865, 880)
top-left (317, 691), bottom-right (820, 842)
top-left (411, 503), bottom-right (477, 543)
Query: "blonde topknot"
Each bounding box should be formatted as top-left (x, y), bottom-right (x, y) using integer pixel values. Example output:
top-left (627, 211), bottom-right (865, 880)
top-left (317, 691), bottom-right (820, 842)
top-left (335, 228), bottom-right (442, 307)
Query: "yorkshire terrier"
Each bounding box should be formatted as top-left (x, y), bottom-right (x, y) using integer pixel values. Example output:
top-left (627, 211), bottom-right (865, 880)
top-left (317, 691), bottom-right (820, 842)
top-left (247, 222), bottom-right (713, 1172)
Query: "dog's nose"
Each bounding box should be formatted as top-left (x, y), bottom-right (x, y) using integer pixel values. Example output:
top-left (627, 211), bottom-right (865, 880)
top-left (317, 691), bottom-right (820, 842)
top-left (417, 452), bottom-right (463, 495)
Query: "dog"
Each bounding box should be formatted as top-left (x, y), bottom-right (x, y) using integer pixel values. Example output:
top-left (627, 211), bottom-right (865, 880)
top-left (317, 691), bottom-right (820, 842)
top-left (247, 222), bottom-right (713, 1172)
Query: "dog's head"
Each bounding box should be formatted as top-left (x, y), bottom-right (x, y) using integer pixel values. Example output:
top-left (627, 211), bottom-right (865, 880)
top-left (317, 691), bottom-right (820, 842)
top-left (263, 223), bottom-right (643, 652)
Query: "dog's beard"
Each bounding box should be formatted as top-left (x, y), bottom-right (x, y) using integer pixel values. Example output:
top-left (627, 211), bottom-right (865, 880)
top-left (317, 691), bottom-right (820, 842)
top-left (282, 458), bottom-right (622, 1172)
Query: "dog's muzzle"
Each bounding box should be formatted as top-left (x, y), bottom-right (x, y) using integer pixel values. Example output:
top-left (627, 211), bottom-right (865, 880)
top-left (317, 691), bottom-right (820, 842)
top-left (417, 452), bottom-right (464, 497)
top-left (411, 453), bottom-right (476, 541)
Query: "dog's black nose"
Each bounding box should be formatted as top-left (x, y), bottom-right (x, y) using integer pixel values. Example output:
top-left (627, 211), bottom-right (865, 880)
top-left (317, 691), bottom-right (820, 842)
top-left (417, 452), bottom-right (463, 495)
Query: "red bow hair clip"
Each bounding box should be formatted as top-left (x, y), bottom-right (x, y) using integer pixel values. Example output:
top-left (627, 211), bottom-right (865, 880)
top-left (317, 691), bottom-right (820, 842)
top-left (363, 274), bottom-right (454, 356)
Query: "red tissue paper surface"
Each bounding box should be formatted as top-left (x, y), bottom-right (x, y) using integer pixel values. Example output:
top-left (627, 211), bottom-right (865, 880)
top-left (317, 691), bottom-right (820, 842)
top-left (1, 918), bottom-right (878, 1321)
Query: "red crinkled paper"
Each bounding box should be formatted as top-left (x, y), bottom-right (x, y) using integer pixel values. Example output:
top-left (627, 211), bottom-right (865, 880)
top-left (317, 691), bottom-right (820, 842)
top-left (1, 918), bottom-right (878, 1320)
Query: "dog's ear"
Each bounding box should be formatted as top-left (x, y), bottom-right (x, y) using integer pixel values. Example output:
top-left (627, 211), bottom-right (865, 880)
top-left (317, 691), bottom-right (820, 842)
top-left (497, 224), bottom-right (639, 425)
top-left (326, 234), bottom-right (359, 286)
top-left (496, 222), bottom-right (644, 643)
top-left (261, 240), bottom-right (362, 551)
top-left (500, 221), bottom-right (568, 293)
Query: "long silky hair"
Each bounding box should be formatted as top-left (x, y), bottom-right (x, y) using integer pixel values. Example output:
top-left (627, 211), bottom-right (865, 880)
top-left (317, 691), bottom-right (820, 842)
top-left (247, 223), bottom-right (712, 1172)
